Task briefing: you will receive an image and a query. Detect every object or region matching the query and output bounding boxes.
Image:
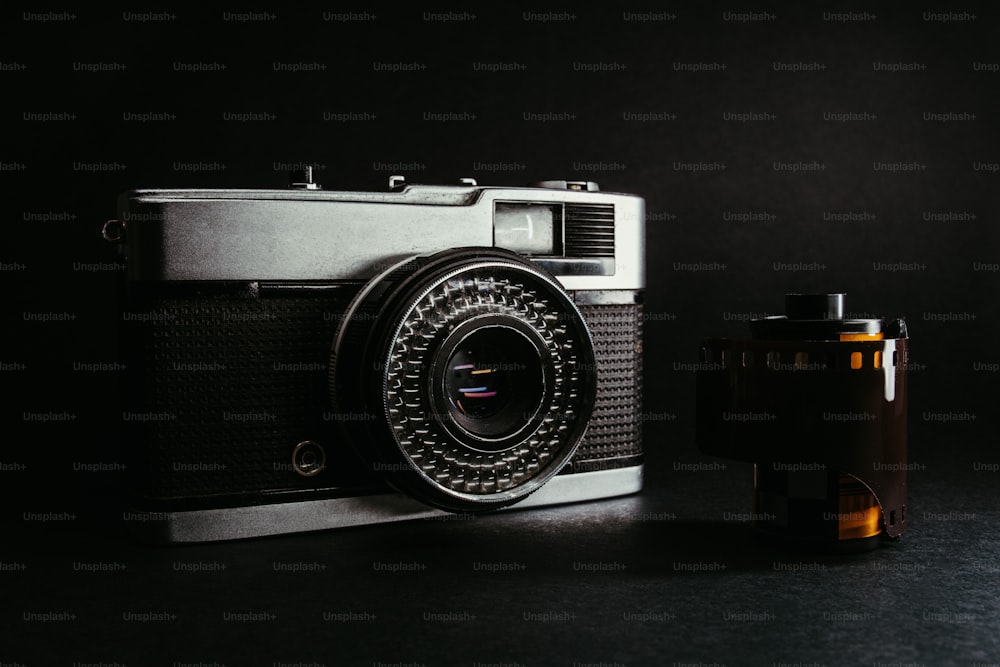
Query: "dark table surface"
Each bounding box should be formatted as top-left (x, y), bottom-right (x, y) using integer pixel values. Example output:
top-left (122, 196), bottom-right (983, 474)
top-left (5, 421), bottom-right (998, 667)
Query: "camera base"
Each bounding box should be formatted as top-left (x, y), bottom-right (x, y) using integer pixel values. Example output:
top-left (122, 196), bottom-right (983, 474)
top-left (127, 465), bottom-right (643, 544)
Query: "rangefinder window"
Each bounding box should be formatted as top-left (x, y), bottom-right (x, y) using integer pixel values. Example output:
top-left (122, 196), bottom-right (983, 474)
top-left (493, 202), bottom-right (561, 256)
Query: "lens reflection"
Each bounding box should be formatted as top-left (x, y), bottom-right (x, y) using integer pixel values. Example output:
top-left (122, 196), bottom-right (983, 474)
top-left (441, 326), bottom-right (544, 444)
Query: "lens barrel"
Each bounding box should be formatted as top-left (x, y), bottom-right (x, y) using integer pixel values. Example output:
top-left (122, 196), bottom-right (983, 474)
top-left (331, 248), bottom-right (597, 513)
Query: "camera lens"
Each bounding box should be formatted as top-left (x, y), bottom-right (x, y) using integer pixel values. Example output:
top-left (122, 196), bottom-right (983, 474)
top-left (435, 320), bottom-right (546, 448)
top-left (331, 248), bottom-right (597, 513)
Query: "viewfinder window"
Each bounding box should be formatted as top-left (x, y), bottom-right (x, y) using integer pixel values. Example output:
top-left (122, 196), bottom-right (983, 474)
top-left (494, 203), bottom-right (561, 256)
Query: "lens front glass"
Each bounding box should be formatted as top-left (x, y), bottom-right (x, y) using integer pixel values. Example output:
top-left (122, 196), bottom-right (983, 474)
top-left (440, 324), bottom-right (545, 447)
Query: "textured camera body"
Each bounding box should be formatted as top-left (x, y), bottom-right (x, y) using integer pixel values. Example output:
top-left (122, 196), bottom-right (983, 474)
top-left (114, 178), bottom-right (645, 542)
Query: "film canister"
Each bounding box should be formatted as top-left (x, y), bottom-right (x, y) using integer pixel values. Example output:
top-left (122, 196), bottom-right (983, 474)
top-left (696, 293), bottom-right (909, 551)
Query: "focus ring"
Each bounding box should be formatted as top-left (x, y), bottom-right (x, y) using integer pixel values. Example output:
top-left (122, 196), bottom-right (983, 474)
top-left (386, 275), bottom-right (572, 494)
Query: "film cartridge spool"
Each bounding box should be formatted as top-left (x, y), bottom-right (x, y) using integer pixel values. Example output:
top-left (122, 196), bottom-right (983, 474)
top-left (696, 293), bottom-right (909, 551)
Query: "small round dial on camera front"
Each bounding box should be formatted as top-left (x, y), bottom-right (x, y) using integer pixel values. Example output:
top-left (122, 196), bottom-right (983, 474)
top-left (292, 440), bottom-right (326, 477)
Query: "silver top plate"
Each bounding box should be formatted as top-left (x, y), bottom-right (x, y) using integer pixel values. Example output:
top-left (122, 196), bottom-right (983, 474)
top-left (117, 183), bottom-right (645, 291)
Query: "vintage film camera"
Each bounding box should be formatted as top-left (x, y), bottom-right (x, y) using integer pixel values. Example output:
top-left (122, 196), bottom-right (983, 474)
top-left (106, 174), bottom-right (645, 542)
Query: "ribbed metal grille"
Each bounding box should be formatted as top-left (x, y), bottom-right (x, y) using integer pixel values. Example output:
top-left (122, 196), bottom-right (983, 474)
top-left (563, 203), bottom-right (616, 257)
top-left (565, 302), bottom-right (643, 473)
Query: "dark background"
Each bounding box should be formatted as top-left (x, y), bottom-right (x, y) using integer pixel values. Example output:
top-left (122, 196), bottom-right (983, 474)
top-left (3, 5), bottom-right (998, 666)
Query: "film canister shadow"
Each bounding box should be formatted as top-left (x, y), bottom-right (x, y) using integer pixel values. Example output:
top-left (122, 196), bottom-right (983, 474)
top-left (696, 294), bottom-right (909, 551)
